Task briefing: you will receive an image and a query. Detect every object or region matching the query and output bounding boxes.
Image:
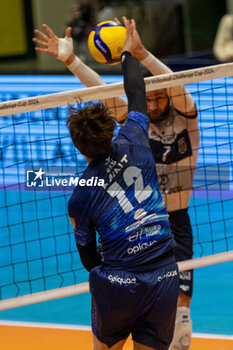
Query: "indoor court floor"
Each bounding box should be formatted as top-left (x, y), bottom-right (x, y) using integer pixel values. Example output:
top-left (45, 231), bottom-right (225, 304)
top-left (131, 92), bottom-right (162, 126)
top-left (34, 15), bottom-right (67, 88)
top-left (1, 321), bottom-right (233, 350)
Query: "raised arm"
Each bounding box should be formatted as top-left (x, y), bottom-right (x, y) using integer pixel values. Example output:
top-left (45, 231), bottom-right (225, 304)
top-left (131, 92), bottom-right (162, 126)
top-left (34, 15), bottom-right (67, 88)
top-left (33, 24), bottom-right (127, 121)
top-left (127, 19), bottom-right (196, 117)
top-left (121, 17), bottom-right (147, 116)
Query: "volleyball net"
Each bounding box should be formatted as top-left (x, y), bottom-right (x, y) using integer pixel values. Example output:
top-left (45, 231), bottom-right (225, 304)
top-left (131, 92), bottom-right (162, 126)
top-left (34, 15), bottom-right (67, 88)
top-left (1, 63), bottom-right (233, 311)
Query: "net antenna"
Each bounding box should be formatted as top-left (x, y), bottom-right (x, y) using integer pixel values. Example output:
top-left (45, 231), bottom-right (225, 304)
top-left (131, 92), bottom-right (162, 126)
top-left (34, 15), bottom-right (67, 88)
top-left (1, 62), bottom-right (233, 310)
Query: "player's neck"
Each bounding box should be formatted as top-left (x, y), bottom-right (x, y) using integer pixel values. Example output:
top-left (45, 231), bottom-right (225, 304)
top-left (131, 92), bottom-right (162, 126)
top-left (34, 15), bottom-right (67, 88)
top-left (85, 156), bottom-right (94, 164)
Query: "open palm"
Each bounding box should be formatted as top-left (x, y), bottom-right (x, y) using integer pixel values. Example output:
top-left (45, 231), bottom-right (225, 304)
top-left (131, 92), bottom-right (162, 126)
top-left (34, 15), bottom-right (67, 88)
top-left (33, 24), bottom-right (72, 59)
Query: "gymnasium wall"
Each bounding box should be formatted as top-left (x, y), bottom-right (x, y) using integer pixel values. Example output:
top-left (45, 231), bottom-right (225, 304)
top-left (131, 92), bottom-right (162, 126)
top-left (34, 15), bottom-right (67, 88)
top-left (0, 0), bottom-right (228, 72)
top-left (0, 0), bottom-right (28, 57)
top-left (31, 0), bottom-right (75, 70)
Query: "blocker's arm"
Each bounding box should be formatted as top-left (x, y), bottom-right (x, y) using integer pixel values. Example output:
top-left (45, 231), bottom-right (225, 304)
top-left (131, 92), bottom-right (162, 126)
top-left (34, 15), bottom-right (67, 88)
top-left (33, 24), bottom-right (127, 122)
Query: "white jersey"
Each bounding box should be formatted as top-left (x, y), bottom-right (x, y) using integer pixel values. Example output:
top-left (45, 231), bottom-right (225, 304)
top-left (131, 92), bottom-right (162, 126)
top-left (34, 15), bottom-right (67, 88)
top-left (148, 104), bottom-right (199, 212)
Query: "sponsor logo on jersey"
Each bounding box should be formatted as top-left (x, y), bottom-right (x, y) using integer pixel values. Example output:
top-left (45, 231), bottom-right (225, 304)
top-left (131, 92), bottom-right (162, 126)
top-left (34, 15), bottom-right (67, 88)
top-left (108, 274), bottom-right (136, 285)
top-left (158, 270), bottom-right (178, 282)
top-left (127, 239), bottom-right (157, 255)
top-left (178, 137), bottom-right (187, 154)
top-left (127, 224), bottom-right (161, 242)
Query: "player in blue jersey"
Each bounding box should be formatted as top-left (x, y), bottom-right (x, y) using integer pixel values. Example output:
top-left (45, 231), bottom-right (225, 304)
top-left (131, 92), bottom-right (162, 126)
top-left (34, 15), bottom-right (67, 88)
top-left (33, 18), bottom-right (196, 350)
top-left (67, 17), bottom-right (179, 350)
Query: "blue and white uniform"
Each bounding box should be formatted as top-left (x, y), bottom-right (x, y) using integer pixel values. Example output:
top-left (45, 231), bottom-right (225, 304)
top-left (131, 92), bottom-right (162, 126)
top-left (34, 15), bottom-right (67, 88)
top-left (69, 111), bottom-right (176, 269)
top-left (68, 52), bottom-right (179, 350)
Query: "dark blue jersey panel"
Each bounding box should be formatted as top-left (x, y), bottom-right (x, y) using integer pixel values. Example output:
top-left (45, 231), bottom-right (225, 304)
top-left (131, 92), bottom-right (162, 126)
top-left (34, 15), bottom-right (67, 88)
top-left (68, 111), bottom-right (176, 269)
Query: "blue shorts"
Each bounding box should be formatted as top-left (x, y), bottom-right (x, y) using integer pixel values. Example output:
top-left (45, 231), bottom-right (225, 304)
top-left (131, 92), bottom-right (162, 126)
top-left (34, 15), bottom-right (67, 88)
top-left (169, 209), bottom-right (193, 297)
top-left (89, 256), bottom-right (179, 349)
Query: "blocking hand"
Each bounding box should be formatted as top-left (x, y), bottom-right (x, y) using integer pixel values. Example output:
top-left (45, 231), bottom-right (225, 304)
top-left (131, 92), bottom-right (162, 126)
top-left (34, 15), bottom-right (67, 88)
top-left (33, 24), bottom-right (74, 63)
top-left (121, 16), bottom-right (148, 61)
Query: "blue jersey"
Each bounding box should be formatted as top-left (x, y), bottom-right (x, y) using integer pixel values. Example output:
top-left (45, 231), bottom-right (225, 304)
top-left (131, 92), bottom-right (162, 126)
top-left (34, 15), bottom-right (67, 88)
top-left (68, 111), bottom-right (176, 269)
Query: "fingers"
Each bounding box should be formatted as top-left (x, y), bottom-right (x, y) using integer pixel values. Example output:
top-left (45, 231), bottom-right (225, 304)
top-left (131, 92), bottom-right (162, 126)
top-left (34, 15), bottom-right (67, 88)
top-left (32, 37), bottom-right (48, 48)
top-left (34, 47), bottom-right (48, 54)
top-left (65, 26), bottom-right (72, 38)
top-left (122, 16), bottom-right (133, 34)
top-left (122, 16), bottom-right (133, 53)
top-left (121, 17), bottom-right (144, 60)
top-left (131, 19), bottom-right (136, 31)
top-left (42, 24), bottom-right (55, 38)
top-left (33, 24), bottom-right (55, 43)
top-left (32, 24), bottom-right (59, 59)
top-left (114, 17), bottom-right (121, 24)
top-left (122, 16), bottom-right (130, 30)
top-left (33, 29), bottom-right (49, 42)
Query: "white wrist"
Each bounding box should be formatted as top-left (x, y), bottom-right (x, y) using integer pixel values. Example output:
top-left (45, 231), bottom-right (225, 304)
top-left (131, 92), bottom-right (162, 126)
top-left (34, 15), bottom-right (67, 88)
top-left (57, 37), bottom-right (73, 62)
top-left (67, 55), bottom-right (81, 71)
top-left (141, 52), bottom-right (172, 75)
top-left (141, 52), bottom-right (155, 66)
top-left (66, 55), bottom-right (104, 86)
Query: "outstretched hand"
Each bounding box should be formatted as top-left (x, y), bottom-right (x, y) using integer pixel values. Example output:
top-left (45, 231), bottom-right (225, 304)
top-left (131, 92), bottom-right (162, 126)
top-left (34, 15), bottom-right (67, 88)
top-left (33, 24), bottom-right (74, 63)
top-left (122, 16), bottom-right (135, 54)
top-left (120, 16), bottom-right (148, 61)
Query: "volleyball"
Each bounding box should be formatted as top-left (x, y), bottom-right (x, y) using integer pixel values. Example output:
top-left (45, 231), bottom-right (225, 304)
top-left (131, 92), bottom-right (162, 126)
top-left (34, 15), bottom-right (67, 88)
top-left (88, 20), bottom-right (126, 65)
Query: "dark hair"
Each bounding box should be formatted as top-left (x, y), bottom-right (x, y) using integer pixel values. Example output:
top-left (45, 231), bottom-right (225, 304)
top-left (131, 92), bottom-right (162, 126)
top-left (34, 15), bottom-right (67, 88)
top-left (67, 102), bottom-right (116, 159)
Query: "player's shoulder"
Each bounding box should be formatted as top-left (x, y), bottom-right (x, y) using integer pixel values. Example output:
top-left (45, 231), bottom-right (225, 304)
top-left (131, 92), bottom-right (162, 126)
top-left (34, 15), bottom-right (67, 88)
top-left (127, 110), bottom-right (150, 126)
top-left (68, 183), bottom-right (90, 210)
top-left (117, 111), bottom-right (150, 141)
top-left (68, 167), bottom-right (94, 211)
top-left (172, 104), bottom-right (197, 120)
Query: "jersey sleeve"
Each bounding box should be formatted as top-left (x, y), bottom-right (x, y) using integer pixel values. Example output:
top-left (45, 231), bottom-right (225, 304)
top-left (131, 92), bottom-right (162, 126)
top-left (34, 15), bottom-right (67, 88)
top-left (121, 51), bottom-right (147, 115)
top-left (174, 106), bottom-right (198, 119)
top-left (68, 192), bottom-right (96, 246)
top-left (115, 110), bottom-right (150, 146)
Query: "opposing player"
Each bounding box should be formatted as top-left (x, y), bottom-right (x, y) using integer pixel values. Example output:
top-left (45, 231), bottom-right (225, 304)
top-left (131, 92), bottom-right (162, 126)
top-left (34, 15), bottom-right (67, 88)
top-left (67, 17), bottom-right (179, 350)
top-left (213, 14), bottom-right (233, 62)
top-left (33, 19), bottom-right (199, 350)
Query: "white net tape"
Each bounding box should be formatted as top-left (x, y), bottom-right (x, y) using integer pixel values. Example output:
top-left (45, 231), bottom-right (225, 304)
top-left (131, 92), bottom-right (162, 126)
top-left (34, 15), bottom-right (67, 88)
top-left (0, 62), bottom-right (233, 117)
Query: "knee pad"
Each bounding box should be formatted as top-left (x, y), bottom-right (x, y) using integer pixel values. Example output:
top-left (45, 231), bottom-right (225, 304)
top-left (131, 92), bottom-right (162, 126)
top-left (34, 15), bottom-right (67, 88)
top-left (169, 306), bottom-right (192, 350)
